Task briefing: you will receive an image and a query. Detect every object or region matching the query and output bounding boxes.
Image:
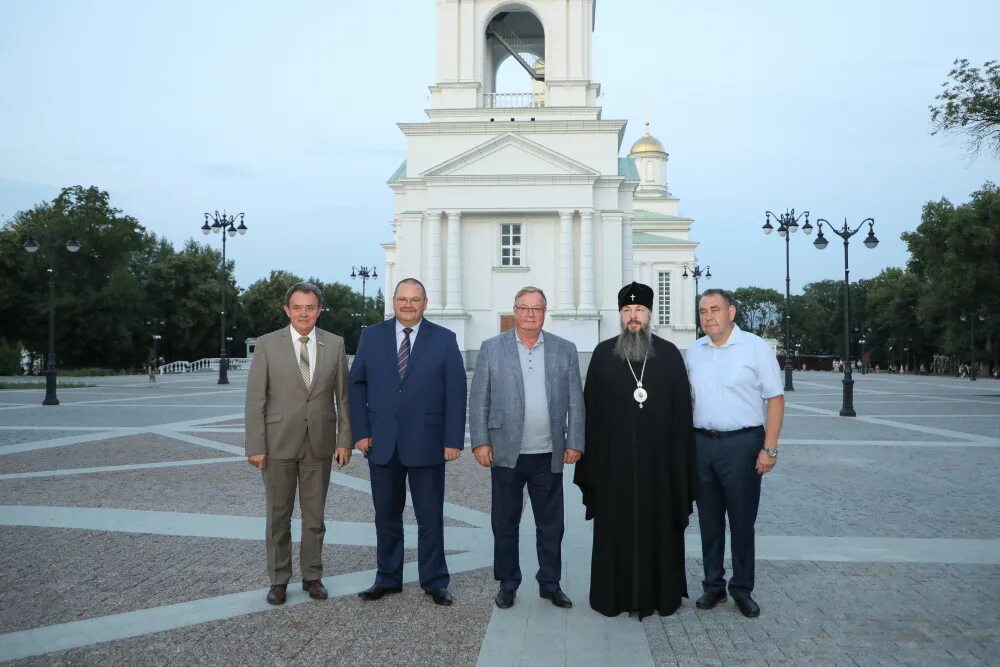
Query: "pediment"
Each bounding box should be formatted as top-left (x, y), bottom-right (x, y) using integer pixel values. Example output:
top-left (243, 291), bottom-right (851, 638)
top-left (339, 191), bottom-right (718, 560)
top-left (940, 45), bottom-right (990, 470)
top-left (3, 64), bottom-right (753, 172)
top-left (421, 133), bottom-right (600, 178)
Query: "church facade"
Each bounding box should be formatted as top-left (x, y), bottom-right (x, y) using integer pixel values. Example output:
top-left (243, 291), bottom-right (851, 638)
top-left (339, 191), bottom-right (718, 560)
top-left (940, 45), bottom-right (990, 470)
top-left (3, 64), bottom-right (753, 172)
top-left (382, 0), bottom-right (699, 366)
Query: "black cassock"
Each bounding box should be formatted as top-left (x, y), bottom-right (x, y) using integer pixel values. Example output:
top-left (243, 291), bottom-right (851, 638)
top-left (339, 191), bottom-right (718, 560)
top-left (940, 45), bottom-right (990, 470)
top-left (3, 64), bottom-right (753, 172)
top-left (573, 334), bottom-right (695, 618)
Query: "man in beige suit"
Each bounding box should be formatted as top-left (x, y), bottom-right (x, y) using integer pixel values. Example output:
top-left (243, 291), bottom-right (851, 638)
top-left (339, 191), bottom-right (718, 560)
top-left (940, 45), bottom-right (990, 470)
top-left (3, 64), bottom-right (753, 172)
top-left (245, 282), bottom-right (352, 605)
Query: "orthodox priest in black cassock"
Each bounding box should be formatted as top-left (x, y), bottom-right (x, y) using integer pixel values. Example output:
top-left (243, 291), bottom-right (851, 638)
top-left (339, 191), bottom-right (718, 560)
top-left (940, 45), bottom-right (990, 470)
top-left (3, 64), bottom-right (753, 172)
top-left (573, 282), bottom-right (695, 619)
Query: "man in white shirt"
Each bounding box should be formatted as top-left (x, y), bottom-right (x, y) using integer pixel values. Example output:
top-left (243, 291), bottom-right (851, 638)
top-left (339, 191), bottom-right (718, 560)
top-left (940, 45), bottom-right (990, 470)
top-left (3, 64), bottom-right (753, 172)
top-left (245, 282), bottom-right (353, 605)
top-left (685, 289), bottom-right (784, 618)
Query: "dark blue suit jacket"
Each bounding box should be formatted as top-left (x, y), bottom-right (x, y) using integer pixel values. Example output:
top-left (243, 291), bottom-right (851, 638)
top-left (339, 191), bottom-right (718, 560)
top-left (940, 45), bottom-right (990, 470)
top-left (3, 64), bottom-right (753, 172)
top-left (348, 317), bottom-right (467, 467)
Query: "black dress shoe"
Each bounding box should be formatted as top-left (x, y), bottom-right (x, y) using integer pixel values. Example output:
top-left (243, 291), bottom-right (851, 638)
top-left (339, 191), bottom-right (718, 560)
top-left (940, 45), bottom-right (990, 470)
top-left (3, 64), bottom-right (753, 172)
top-left (302, 579), bottom-right (328, 600)
top-left (695, 591), bottom-right (727, 610)
top-left (266, 584), bottom-right (287, 605)
top-left (494, 587), bottom-right (515, 609)
top-left (540, 588), bottom-right (573, 609)
top-left (734, 595), bottom-right (760, 618)
top-left (357, 584), bottom-right (402, 601)
top-left (425, 588), bottom-right (453, 606)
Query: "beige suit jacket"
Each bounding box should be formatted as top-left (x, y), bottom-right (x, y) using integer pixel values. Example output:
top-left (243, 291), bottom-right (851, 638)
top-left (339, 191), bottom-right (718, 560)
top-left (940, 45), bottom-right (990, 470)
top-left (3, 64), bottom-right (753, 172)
top-left (244, 326), bottom-right (352, 459)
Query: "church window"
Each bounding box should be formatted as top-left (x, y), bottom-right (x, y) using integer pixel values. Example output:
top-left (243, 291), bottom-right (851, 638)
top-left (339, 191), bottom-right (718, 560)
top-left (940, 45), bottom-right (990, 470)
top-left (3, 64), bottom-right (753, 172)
top-left (657, 272), bottom-right (671, 325)
top-left (500, 223), bottom-right (522, 266)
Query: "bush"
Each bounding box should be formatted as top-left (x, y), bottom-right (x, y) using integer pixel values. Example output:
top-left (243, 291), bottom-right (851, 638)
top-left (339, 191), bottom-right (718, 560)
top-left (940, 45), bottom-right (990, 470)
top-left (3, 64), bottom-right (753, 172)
top-left (60, 368), bottom-right (132, 377)
top-left (0, 339), bottom-right (23, 375)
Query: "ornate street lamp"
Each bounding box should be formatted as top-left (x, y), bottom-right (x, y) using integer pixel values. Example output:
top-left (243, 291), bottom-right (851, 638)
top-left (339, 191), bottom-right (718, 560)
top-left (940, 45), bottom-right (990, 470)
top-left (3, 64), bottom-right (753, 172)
top-left (960, 312), bottom-right (986, 381)
top-left (682, 264), bottom-right (711, 336)
top-left (351, 265), bottom-right (378, 304)
top-left (201, 211), bottom-right (247, 384)
top-left (813, 217), bottom-right (879, 416)
top-left (23, 235), bottom-right (81, 405)
top-left (763, 208), bottom-right (812, 391)
top-left (147, 319), bottom-right (165, 364)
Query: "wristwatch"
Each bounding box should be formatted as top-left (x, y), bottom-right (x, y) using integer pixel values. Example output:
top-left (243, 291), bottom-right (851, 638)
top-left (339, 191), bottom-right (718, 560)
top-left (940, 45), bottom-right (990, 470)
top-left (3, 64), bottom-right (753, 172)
top-left (762, 447), bottom-right (778, 458)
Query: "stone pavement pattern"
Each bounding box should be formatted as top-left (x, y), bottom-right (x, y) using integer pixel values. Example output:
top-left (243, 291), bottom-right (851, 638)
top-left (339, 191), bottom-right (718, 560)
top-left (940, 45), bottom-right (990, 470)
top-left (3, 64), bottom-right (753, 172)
top-left (0, 371), bottom-right (998, 666)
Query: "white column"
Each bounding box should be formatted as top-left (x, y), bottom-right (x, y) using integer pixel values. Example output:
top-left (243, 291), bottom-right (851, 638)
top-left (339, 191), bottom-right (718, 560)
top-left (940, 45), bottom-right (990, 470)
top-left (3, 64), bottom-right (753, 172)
top-left (621, 213), bottom-right (634, 284)
top-left (558, 210), bottom-right (574, 309)
top-left (426, 210), bottom-right (442, 307)
top-left (446, 210), bottom-right (463, 310)
top-left (579, 210), bottom-right (596, 310)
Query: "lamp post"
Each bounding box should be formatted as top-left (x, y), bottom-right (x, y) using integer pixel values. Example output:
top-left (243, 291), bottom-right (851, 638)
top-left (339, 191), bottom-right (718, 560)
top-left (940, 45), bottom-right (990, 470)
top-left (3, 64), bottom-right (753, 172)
top-left (201, 211), bottom-right (247, 385)
top-left (147, 318), bottom-right (165, 377)
top-left (147, 319), bottom-right (165, 360)
top-left (351, 265), bottom-right (378, 304)
top-left (763, 208), bottom-right (812, 391)
top-left (960, 312), bottom-right (985, 381)
top-left (23, 234), bottom-right (81, 405)
top-left (681, 264), bottom-right (711, 336)
top-left (813, 217), bottom-right (879, 417)
top-left (858, 336), bottom-right (867, 375)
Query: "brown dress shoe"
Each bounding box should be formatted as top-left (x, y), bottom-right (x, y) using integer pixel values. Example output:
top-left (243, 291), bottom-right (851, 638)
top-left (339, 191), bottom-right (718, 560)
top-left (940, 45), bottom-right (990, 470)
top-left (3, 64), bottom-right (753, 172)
top-left (266, 584), bottom-right (287, 605)
top-left (302, 579), bottom-right (328, 600)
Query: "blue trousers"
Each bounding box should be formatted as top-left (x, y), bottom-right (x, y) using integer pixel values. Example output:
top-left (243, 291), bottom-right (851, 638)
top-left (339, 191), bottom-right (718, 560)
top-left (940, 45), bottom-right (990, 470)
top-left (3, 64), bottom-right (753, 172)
top-left (369, 450), bottom-right (448, 592)
top-left (491, 453), bottom-right (564, 594)
top-left (695, 427), bottom-right (764, 598)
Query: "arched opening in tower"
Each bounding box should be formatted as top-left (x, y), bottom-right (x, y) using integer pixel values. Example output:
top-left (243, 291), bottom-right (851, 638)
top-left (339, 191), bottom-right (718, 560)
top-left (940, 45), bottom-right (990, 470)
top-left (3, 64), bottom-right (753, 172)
top-left (484, 7), bottom-right (545, 108)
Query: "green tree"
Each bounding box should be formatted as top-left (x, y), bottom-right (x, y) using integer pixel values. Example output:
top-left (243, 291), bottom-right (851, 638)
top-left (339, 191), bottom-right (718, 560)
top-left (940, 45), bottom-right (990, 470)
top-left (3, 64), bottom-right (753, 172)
top-left (930, 59), bottom-right (1000, 158)
top-left (902, 182), bottom-right (1000, 364)
top-left (240, 270), bottom-right (304, 338)
top-left (1, 186), bottom-right (152, 370)
top-left (864, 267), bottom-right (928, 370)
top-left (730, 287), bottom-right (783, 338)
top-left (145, 239), bottom-right (234, 363)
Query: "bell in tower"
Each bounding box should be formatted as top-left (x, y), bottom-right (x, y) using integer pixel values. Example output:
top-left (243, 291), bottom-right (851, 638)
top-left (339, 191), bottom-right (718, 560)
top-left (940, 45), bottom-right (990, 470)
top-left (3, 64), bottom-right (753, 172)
top-left (430, 0), bottom-right (600, 111)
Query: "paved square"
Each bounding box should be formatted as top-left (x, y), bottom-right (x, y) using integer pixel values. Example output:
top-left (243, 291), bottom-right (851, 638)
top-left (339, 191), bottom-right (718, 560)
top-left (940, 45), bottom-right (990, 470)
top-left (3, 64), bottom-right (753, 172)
top-left (1, 371), bottom-right (998, 666)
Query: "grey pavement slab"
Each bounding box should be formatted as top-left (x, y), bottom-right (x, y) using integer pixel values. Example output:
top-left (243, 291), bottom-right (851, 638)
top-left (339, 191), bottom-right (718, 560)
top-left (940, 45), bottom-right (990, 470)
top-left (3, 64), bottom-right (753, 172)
top-left (0, 370), bottom-right (998, 665)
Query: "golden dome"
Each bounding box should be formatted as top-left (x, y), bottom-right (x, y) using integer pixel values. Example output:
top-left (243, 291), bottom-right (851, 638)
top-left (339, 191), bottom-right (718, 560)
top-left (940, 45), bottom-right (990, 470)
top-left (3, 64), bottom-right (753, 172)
top-left (629, 122), bottom-right (666, 155)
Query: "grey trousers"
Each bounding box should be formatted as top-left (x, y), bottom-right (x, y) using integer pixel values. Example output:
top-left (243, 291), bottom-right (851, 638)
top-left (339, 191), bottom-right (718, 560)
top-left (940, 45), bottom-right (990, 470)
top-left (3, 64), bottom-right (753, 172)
top-left (262, 442), bottom-right (332, 584)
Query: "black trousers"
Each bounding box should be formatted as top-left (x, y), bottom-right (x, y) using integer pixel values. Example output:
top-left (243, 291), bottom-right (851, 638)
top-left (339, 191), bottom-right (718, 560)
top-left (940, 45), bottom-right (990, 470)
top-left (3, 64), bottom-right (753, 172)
top-left (491, 453), bottom-right (564, 594)
top-left (695, 427), bottom-right (764, 598)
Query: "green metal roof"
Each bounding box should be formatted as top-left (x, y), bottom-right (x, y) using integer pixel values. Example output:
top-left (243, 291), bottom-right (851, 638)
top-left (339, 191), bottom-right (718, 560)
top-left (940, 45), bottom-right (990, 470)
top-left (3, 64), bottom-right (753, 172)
top-left (633, 232), bottom-right (695, 245)
top-left (632, 209), bottom-right (693, 222)
top-left (387, 160), bottom-right (407, 184)
top-left (618, 157), bottom-right (639, 181)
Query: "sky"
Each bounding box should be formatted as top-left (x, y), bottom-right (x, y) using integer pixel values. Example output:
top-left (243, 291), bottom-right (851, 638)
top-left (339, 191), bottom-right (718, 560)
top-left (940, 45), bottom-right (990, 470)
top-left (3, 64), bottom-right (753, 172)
top-left (1, 0), bottom-right (997, 294)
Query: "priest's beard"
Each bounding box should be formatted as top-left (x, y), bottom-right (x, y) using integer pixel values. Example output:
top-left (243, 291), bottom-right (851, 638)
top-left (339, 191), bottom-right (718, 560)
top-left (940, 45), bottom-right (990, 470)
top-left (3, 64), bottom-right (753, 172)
top-left (614, 322), bottom-right (656, 362)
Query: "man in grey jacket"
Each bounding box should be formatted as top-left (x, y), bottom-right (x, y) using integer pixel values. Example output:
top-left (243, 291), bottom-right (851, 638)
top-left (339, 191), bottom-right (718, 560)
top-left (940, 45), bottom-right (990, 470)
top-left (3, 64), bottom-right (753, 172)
top-left (469, 286), bottom-right (584, 610)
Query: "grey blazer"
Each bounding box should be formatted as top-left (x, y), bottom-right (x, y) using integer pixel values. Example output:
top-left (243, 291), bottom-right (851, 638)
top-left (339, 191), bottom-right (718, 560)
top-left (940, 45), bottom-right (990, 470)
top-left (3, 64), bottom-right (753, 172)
top-left (469, 329), bottom-right (584, 473)
top-left (245, 327), bottom-right (352, 459)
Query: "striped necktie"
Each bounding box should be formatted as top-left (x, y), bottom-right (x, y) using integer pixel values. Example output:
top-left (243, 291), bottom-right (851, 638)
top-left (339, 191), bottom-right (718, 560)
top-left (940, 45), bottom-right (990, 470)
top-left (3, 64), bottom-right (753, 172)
top-left (299, 336), bottom-right (311, 388)
top-left (397, 328), bottom-right (412, 377)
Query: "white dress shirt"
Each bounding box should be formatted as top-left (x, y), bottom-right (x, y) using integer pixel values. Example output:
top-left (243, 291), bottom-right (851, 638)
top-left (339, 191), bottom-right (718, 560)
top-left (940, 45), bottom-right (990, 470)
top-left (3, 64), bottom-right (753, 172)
top-left (289, 325), bottom-right (317, 383)
top-left (396, 319), bottom-right (422, 353)
top-left (685, 324), bottom-right (783, 431)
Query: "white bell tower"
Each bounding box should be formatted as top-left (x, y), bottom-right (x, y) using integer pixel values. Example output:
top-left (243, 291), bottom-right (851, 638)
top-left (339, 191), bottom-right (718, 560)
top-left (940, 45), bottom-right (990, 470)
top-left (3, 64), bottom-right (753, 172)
top-left (430, 0), bottom-right (600, 110)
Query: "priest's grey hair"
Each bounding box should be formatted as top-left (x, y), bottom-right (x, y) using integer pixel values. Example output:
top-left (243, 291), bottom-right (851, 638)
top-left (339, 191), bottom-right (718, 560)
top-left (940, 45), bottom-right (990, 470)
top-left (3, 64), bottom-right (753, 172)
top-left (614, 320), bottom-right (656, 362)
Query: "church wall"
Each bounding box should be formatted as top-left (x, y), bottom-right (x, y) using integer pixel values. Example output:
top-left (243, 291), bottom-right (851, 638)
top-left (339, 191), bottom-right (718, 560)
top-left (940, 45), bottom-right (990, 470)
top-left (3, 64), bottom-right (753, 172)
top-left (404, 129), bottom-right (621, 177)
top-left (424, 182), bottom-right (596, 211)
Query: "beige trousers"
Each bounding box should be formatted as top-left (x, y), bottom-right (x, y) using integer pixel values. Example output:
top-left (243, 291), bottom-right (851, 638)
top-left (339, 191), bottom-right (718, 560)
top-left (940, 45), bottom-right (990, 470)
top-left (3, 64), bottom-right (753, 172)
top-left (263, 439), bottom-right (332, 584)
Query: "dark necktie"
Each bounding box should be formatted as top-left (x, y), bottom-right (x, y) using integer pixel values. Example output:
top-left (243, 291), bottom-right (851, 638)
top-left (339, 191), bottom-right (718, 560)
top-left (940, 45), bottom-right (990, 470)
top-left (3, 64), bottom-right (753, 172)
top-left (397, 328), bottom-right (412, 377)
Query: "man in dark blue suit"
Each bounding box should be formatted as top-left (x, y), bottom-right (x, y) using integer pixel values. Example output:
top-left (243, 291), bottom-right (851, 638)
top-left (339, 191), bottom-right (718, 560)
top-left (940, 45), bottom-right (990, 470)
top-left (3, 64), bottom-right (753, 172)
top-left (348, 277), bottom-right (467, 606)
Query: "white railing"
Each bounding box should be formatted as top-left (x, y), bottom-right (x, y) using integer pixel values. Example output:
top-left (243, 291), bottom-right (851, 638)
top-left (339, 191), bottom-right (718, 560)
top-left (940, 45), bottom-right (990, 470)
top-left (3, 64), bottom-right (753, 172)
top-left (484, 92), bottom-right (545, 108)
top-left (159, 358), bottom-right (250, 374)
